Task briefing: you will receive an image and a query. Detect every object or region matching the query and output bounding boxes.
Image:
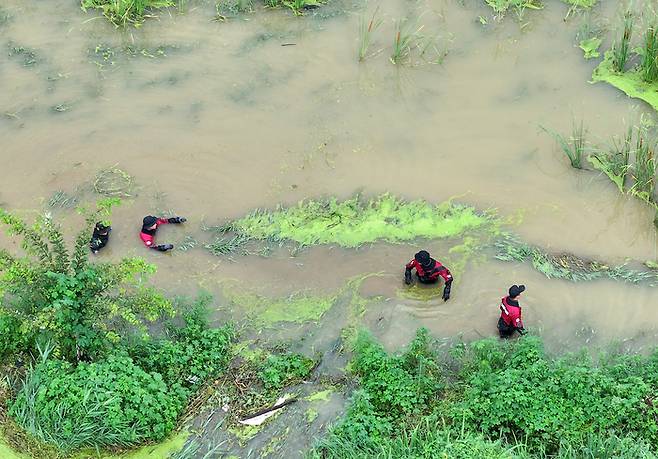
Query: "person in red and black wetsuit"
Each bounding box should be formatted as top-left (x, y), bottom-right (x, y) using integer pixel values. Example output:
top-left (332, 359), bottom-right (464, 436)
top-left (404, 250), bottom-right (453, 301)
top-left (140, 215), bottom-right (186, 252)
top-left (498, 284), bottom-right (527, 338)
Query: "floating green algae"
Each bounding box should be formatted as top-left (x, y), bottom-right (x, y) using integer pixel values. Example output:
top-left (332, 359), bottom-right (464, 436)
top-left (579, 37), bottom-right (601, 59)
top-left (495, 234), bottom-right (657, 284)
top-left (222, 284), bottom-right (337, 326)
top-left (209, 194), bottom-right (494, 254)
top-left (306, 389), bottom-right (333, 402)
top-left (592, 51), bottom-right (658, 112)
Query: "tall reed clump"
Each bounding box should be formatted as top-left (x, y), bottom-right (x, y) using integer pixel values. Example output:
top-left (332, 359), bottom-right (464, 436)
top-left (541, 121), bottom-right (588, 169)
top-left (641, 24), bottom-right (658, 83)
top-left (358, 7), bottom-right (382, 62)
top-left (81, 0), bottom-right (174, 26)
top-left (612, 12), bottom-right (634, 73)
top-left (630, 130), bottom-right (657, 204)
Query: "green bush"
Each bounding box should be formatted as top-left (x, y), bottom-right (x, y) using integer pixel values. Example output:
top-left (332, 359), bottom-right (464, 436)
top-left (129, 297), bottom-right (235, 394)
top-left (0, 205), bottom-right (173, 363)
top-left (314, 331), bottom-right (658, 458)
top-left (0, 311), bottom-right (29, 360)
top-left (10, 353), bottom-right (184, 451)
top-left (453, 336), bottom-right (658, 452)
top-left (258, 352), bottom-right (315, 390)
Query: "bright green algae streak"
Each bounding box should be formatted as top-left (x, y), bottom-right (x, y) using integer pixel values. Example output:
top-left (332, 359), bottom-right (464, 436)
top-left (224, 194), bottom-right (492, 248)
top-left (592, 51), bottom-right (658, 112)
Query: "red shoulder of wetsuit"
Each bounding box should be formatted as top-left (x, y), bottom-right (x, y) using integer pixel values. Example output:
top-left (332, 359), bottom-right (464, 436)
top-left (500, 296), bottom-right (523, 328)
top-left (139, 218), bottom-right (170, 247)
top-left (405, 259), bottom-right (453, 282)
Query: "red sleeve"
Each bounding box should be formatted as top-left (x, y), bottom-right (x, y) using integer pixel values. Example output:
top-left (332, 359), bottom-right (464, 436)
top-left (439, 267), bottom-right (453, 283)
top-left (156, 218), bottom-right (169, 225)
top-left (405, 259), bottom-right (417, 270)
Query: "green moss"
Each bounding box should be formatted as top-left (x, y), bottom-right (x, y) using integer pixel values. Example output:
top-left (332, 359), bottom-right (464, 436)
top-left (592, 50), bottom-right (658, 111)
top-left (563, 0), bottom-right (597, 7)
top-left (397, 284), bottom-right (443, 301)
top-left (0, 439), bottom-right (27, 459)
top-left (306, 389), bottom-right (333, 402)
top-left (306, 408), bottom-right (319, 423)
top-left (104, 430), bottom-right (189, 458)
top-left (579, 37), bottom-right (601, 59)
top-left (228, 425), bottom-right (262, 444)
top-left (215, 194), bottom-right (494, 251)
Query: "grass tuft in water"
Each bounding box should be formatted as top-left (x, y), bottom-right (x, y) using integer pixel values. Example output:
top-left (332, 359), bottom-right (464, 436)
top-left (612, 12), bottom-right (634, 73)
top-left (81, 0), bottom-right (174, 26)
top-left (541, 121), bottom-right (587, 169)
top-left (630, 130), bottom-right (657, 204)
top-left (641, 24), bottom-right (658, 83)
top-left (216, 0), bottom-right (254, 18)
top-left (390, 19), bottom-right (423, 65)
top-left (588, 127), bottom-right (632, 193)
top-left (358, 7), bottom-right (382, 62)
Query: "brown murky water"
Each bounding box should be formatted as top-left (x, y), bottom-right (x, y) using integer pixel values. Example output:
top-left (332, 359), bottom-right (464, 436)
top-left (2, 0), bottom-right (658, 455)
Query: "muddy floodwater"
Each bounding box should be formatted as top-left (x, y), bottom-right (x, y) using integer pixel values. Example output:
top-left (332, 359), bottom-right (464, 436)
top-left (2, 0), bottom-right (658, 456)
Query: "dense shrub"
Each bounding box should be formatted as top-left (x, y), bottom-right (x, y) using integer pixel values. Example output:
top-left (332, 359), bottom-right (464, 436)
top-left (314, 330), bottom-right (658, 458)
top-left (10, 353), bottom-right (184, 451)
top-left (258, 352), bottom-right (315, 390)
top-left (128, 297), bottom-right (235, 394)
top-left (453, 336), bottom-right (658, 451)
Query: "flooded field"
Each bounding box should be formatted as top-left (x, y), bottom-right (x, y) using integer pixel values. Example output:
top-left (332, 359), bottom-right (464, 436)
top-left (2, 0), bottom-right (658, 457)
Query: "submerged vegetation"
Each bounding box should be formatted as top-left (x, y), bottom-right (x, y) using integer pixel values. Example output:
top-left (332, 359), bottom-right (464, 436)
top-left (81, 0), bottom-right (174, 26)
top-left (541, 121), bottom-right (587, 169)
top-left (312, 329), bottom-right (658, 458)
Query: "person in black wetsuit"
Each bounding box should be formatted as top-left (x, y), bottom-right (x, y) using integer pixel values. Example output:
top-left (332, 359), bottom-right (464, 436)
top-left (89, 222), bottom-right (111, 254)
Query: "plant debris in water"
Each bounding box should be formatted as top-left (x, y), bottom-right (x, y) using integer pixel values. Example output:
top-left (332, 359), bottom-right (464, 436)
top-left (47, 191), bottom-right (79, 209)
top-left (7, 42), bottom-right (40, 67)
top-left (495, 234), bottom-right (657, 284)
top-left (206, 194), bottom-right (495, 255)
top-left (579, 37), bottom-right (601, 59)
top-left (94, 165), bottom-right (135, 198)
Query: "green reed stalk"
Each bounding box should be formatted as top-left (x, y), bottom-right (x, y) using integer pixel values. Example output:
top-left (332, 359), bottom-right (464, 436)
top-left (612, 12), bottom-right (634, 73)
top-left (358, 7), bottom-right (382, 62)
top-left (641, 25), bottom-right (658, 83)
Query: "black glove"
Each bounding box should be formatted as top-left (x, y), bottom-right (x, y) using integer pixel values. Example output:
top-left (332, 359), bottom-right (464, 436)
top-left (517, 328), bottom-right (527, 336)
top-left (168, 217), bottom-right (187, 224)
top-left (442, 281), bottom-right (452, 302)
top-left (404, 269), bottom-right (412, 285)
top-left (153, 244), bottom-right (174, 252)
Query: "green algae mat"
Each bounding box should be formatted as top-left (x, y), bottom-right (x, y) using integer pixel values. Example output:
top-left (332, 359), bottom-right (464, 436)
top-left (592, 51), bottom-right (658, 112)
top-left (206, 194), bottom-right (496, 254)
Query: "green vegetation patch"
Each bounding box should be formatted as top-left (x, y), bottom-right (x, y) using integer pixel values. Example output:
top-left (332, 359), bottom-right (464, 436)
top-left (495, 234), bottom-right (657, 283)
top-left (579, 37), bottom-right (601, 59)
top-left (592, 50), bottom-right (658, 111)
top-left (312, 329), bottom-right (658, 458)
top-left (563, 0), bottom-right (597, 7)
top-left (81, 0), bottom-right (174, 26)
top-left (223, 285), bottom-right (337, 325)
top-left (209, 194), bottom-right (495, 255)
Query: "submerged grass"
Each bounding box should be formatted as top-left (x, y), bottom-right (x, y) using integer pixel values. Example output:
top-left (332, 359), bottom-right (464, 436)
top-left (495, 233), bottom-right (657, 284)
top-left (630, 132), bottom-right (657, 204)
top-left (207, 194), bottom-right (495, 254)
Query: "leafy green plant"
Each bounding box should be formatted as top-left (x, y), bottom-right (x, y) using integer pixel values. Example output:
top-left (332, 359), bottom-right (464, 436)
top-left (81, 0), bottom-right (174, 26)
top-left (0, 202), bottom-right (173, 362)
top-left (612, 12), bottom-right (634, 73)
top-left (128, 294), bottom-right (235, 393)
top-left (258, 352), bottom-right (315, 389)
top-left (541, 121), bottom-right (587, 169)
top-left (484, 0), bottom-right (542, 16)
top-left (358, 7), bottom-right (382, 62)
top-left (10, 351), bottom-right (183, 451)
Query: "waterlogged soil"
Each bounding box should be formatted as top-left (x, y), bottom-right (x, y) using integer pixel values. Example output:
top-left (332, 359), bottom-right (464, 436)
top-left (2, 0), bottom-right (658, 457)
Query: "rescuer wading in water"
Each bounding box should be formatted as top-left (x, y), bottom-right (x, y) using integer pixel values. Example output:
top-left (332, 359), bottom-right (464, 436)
top-left (404, 250), bottom-right (453, 301)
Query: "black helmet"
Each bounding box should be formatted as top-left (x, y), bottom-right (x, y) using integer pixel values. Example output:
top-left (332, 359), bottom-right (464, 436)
top-left (142, 216), bottom-right (158, 228)
top-left (508, 284), bottom-right (526, 298)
